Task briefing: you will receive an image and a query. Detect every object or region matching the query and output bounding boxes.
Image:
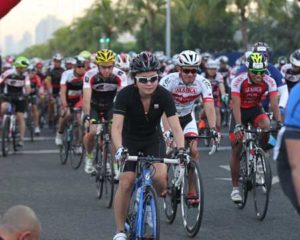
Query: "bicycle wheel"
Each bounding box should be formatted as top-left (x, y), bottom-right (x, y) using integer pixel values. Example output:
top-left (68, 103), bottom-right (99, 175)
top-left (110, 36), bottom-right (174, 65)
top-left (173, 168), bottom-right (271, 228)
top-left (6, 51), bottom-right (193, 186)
top-left (95, 140), bottom-right (104, 199)
top-left (181, 160), bottom-right (204, 237)
top-left (138, 186), bottom-right (160, 240)
top-left (2, 116), bottom-right (11, 157)
top-left (70, 124), bottom-right (84, 169)
top-left (163, 164), bottom-right (178, 224)
top-left (102, 143), bottom-right (115, 208)
top-left (237, 151), bottom-right (249, 209)
top-left (253, 148), bottom-right (271, 221)
top-left (59, 131), bottom-right (69, 165)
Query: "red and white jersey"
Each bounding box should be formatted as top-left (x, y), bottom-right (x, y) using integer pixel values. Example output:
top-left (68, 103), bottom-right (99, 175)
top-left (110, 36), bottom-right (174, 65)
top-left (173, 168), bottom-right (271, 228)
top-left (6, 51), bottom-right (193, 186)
top-left (60, 69), bottom-right (84, 100)
top-left (0, 68), bottom-right (30, 95)
top-left (160, 72), bottom-right (213, 116)
top-left (231, 72), bottom-right (278, 109)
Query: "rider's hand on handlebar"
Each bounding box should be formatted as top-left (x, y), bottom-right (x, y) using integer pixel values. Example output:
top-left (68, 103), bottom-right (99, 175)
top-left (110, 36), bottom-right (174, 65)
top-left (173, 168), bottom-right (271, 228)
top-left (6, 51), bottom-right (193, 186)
top-left (276, 121), bottom-right (283, 130)
top-left (115, 147), bottom-right (128, 162)
top-left (234, 123), bottom-right (244, 141)
top-left (177, 147), bottom-right (189, 164)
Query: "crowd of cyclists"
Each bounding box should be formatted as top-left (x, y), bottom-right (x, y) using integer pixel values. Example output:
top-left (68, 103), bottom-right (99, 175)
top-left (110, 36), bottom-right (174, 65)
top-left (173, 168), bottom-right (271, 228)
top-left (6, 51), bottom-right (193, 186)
top-left (0, 41), bottom-right (300, 239)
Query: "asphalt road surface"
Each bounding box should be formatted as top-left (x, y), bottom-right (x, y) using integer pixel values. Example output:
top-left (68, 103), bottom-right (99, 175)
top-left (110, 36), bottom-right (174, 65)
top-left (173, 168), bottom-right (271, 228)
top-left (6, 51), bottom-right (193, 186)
top-left (0, 129), bottom-right (299, 240)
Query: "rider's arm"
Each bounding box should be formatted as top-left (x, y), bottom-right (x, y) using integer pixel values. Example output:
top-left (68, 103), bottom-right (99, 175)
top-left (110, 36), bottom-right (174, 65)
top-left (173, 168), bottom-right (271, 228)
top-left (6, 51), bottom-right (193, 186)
top-left (231, 95), bottom-right (242, 124)
top-left (278, 84), bottom-right (289, 109)
top-left (219, 82), bottom-right (226, 98)
top-left (161, 113), bottom-right (171, 132)
top-left (269, 93), bottom-right (281, 123)
top-left (60, 71), bottom-right (68, 108)
top-left (24, 73), bottom-right (31, 96)
top-left (82, 73), bottom-right (91, 115)
top-left (167, 115), bottom-right (184, 149)
top-left (203, 101), bottom-right (216, 128)
top-left (111, 114), bottom-right (124, 150)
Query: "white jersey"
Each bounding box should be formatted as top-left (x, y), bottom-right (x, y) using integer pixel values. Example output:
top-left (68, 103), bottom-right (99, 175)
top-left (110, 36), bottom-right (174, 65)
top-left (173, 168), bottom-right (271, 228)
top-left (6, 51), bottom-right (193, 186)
top-left (160, 72), bottom-right (213, 117)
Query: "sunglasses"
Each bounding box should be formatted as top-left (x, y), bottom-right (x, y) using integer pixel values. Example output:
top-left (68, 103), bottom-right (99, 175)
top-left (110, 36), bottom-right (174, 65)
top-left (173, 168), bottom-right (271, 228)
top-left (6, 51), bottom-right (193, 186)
top-left (136, 75), bottom-right (159, 84)
top-left (100, 65), bottom-right (114, 69)
top-left (76, 65), bottom-right (85, 68)
top-left (181, 68), bottom-right (197, 74)
top-left (249, 69), bottom-right (266, 75)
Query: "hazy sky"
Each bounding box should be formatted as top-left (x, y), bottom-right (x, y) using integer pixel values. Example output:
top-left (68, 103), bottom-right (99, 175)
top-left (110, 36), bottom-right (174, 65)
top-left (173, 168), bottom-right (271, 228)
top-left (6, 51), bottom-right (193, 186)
top-left (0, 0), bottom-right (95, 52)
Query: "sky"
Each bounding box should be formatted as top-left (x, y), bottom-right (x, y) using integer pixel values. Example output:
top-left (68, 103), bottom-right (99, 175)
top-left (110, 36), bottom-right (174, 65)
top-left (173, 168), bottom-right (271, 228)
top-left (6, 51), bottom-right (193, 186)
top-left (0, 0), bottom-right (95, 54)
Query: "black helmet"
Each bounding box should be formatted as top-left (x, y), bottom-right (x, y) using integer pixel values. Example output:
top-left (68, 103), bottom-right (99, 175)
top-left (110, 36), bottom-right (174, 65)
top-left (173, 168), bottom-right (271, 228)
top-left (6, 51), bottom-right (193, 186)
top-left (130, 51), bottom-right (160, 73)
top-left (252, 42), bottom-right (270, 58)
top-left (75, 56), bottom-right (86, 67)
top-left (289, 49), bottom-right (300, 67)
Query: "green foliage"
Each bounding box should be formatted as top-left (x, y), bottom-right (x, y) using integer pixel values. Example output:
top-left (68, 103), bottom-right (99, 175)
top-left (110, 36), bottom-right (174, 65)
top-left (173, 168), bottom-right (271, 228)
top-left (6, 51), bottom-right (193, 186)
top-left (20, 0), bottom-right (300, 58)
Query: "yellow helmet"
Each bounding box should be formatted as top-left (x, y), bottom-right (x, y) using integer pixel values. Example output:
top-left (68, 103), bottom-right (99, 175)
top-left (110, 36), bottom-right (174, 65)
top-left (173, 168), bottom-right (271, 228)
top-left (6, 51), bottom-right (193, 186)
top-left (95, 49), bottom-right (115, 64)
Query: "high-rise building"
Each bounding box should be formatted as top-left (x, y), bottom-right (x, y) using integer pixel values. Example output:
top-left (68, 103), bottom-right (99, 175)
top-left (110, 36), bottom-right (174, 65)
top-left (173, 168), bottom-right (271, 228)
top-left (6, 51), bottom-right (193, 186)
top-left (4, 35), bottom-right (15, 55)
top-left (35, 15), bottom-right (65, 44)
top-left (17, 31), bottom-right (33, 53)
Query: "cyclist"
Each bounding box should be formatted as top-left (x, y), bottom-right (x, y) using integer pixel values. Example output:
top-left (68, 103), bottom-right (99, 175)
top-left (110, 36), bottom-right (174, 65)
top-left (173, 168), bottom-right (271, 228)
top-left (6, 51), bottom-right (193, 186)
top-left (45, 53), bottom-right (65, 128)
top-left (236, 42), bottom-right (289, 113)
top-left (64, 57), bottom-right (76, 70)
top-left (160, 50), bottom-right (217, 162)
top-left (115, 53), bottom-right (132, 84)
top-left (82, 49), bottom-right (126, 174)
top-left (112, 51), bottom-right (185, 240)
top-left (229, 52), bottom-right (282, 203)
top-left (79, 50), bottom-right (96, 70)
top-left (0, 56), bottom-right (31, 147)
top-left (281, 49), bottom-right (300, 92)
top-left (275, 56), bottom-right (287, 72)
top-left (28, 65), bottom-right (42, 135)
top-left (55, 56), bottom-right (86, 151)
top-left (275, 82), bottom-right (300, 214)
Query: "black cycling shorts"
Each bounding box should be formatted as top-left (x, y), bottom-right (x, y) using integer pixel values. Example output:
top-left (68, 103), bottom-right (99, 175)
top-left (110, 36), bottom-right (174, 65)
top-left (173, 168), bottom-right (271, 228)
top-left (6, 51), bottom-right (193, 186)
top-left (90, 107), bottom-right (113, 123)
top-left (4, 97), bottom-right (26, 113)
top-left (122, 137), bottom-right (166, 172)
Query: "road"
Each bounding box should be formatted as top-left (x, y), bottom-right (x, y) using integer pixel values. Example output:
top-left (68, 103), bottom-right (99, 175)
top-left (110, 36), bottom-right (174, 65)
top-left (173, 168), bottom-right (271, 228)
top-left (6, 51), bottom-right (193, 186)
top-left (0, 129), bottom-right (299, 240)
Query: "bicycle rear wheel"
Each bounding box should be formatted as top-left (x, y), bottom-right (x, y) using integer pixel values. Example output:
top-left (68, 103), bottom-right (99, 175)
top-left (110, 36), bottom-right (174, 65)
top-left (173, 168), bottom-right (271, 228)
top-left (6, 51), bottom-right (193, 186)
top-left (253, 148), bottom-right (271, 221)
top-left (181, 160), bottom-right (204, 238)
top-left (2, 116), bottom-right (11, 157)
top-left (237, 151), bottom-right (249, 209)
top-left (102, 143), bottom-right (114, 208)
top-left (59, 131), bottom-right (68, 165)
top-left (163, 164), bottom-right (178, 224)
top-left (138, 186), bottom-right (160, 240)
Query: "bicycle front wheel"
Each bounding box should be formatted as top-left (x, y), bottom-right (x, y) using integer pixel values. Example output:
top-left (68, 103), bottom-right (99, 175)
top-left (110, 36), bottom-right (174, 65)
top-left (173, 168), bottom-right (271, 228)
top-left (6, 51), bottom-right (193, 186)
top-left (163, 164), bottom-right (178, 224)
top-left (69, 125), bottom-right (84, 169)
top-left (2, 116), bottom-right (11, 157)
top-left (59, 131), bottom-right (69, 165)
top-left (253, 148), bottom-right (272, 221)
top-left (237, 151), bottom-right (249, 209)
top-left (102, 143), bottom-right (114, 208)
top-left (138, 186), bottom-right (160, 240)
top-left (181, 160), bottom-right (204, 238)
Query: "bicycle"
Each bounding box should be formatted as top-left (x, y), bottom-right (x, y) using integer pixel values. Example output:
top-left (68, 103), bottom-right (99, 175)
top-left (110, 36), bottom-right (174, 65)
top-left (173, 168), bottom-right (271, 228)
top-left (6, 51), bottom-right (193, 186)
top-left (89, 113), bottom-right (115, 208)
top-left (124, 154), bottom-right (179, 240)
top-left (163, 134), bottom-right (216, 238)
top-left (237, 124), bottom-right (274, 221)
top-left (59, 107), bottom-right (84, 169)
top-left (2, 101), bottom-right (20, 157)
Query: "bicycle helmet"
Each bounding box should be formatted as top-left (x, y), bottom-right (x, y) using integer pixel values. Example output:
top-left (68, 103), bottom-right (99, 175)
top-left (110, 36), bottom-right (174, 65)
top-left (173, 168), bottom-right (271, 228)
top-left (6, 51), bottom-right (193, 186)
top-left (178, 50), bottom-right (201, 67)
top-left (277, 56), bottom-right (287, 65)
top-left (246, 53), bottom-right (267, 71)
top-left (289, 49), bottom-right (300, 67)
top-left (218, 55), bottom-right (229, 64)
top-left (95, 49), bottom-right (115, 64)
top-left (252, 42), bottom-right (270, 58)
top-left (14, 56), bottom-right (30, 68)
top-left (79, 50), bottom-right (91, 60)
top-left (130, 51), bottom-right (160, 73)
top-left (115, 53), bottom-right (130, 70)
top-left (74, 56), bottom-right (86, 67)
top-left (201, 52), bottom-right (211, 61)
top-left (52, 53), bottom-right (63, 61)
top-left (206, 59), bottom-right (219, 69)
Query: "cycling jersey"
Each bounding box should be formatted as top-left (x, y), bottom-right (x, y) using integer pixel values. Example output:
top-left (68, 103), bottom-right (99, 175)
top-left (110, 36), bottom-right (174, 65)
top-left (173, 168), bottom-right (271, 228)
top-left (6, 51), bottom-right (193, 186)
top-left (30, 74), bottom-right (41, 96)
top-left (218, 65), bottom-right (232, 92)
top-left (60, 69), bottom-right (84, 102)
top-left (281, 63), bottom-right (300, 92)
top-left (159, 72), bottom-right (213, 117)
top-left (46, 66), bottom-right (65, 96)
top-left (231, 72), bottom-right (277, 109)
top-left (83, 67), bottom-right (125, 111)
top-left (114, 84), bottom-right (177, 141)
top-left (201, 72), bottom-right (223, 107)
top-left (0, 68), bottom-right (30, 96)
top-left (284, 82), bottom-right (300, 128)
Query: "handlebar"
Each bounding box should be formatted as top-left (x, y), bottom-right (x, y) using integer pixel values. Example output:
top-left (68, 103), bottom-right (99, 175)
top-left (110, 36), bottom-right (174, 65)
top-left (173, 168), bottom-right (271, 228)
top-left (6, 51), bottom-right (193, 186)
top-left (126, 156), bottom-right (180, 165)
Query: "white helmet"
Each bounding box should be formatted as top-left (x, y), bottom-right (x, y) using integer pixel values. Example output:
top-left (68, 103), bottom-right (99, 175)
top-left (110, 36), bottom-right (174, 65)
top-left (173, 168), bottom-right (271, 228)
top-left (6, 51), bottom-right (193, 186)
top-left (178, 50), bottom-right (201, 67)
top-left (290, 49), bottom-right (300, 67)
top-left (206, 59), bottom-right (219, 69)
top-left (116, 53), bottom-right (130, 70)
top-left (52, 53), bottom-right (63, 61)
top-left (218, 55), bottom-right (229, 64)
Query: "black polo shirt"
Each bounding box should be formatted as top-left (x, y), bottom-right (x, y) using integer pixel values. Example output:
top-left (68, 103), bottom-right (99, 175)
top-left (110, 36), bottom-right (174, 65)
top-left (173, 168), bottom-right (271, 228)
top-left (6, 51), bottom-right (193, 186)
top-left (114, 84), bottom-right (177, 141)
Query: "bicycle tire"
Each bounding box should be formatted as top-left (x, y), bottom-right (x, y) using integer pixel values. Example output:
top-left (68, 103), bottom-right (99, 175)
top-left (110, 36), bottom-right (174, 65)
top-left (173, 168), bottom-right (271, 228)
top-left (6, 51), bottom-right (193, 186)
top-left (101, 143), bottom-right (114, 208)
top-left (59, 131), bottom-right (68, 165)
top-left (12, 124), bottom-right (19, 152)
top-left (70, 124), bottom-right (84, 169)
top-left (138, 186), bottom-right (160, 240)
top-left (237, 151), bottom-right (249, 209)
top-left (95, 140), bottom-right (104, 199)
top-left (163, 164), bottom-right (178, 224)
top-left (2, 116), bottom-right (10, 157)
top-left (181, 160), bottom-right (204, 238)
top-left (253, 148), bottom-right (271, 221)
